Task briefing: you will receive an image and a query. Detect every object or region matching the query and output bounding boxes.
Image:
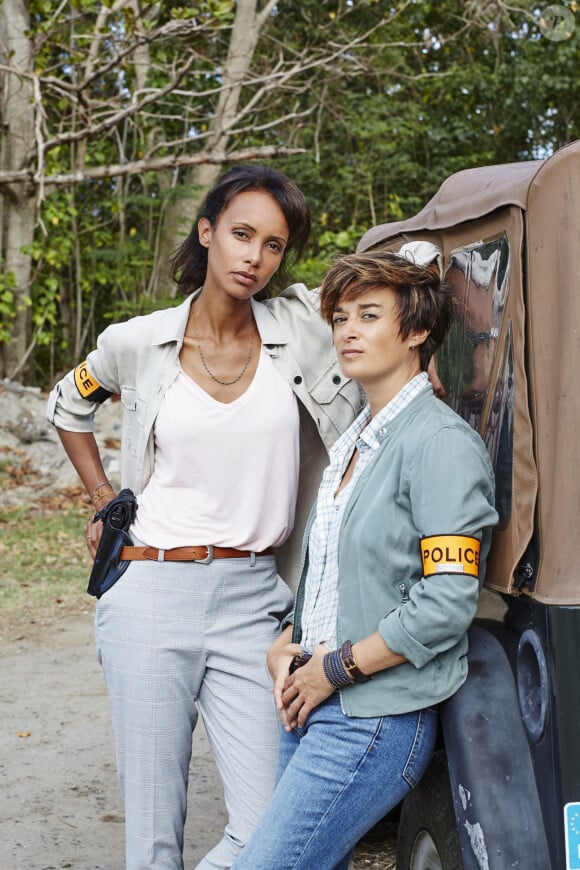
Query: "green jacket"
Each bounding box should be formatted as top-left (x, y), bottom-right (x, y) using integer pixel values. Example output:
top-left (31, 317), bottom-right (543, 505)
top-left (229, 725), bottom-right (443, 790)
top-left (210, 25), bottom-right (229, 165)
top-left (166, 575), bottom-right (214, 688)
top-left (290, 385), bottom-right (498, 717)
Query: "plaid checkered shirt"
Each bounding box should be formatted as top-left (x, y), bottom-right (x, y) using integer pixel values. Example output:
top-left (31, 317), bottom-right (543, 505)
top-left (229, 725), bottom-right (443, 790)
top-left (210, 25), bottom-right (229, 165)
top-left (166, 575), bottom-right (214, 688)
top-left (300, 372), bottom-right (429, 652)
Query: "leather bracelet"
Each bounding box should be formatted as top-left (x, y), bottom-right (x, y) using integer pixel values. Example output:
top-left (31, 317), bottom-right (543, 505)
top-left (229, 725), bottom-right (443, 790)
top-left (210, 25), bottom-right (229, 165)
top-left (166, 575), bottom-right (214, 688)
top-left (289, 652), bottom-right (312, 674)
top-left (323, 649), bottom-right (354, 689)
top-left (340, 640), bottom-right (371, 683)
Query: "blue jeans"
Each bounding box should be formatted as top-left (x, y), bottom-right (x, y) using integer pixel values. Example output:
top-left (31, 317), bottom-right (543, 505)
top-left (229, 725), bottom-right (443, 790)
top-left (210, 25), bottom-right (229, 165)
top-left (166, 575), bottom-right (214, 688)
top-left (233, 693), bottom-right (437, 870)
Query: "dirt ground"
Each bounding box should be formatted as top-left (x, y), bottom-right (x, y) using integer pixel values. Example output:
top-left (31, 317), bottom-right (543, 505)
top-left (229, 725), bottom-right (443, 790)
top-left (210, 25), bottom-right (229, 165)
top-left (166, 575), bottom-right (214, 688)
top-left (0, 612), bottom-right (230, 870)
top-left (0, 609), bottom-right (397, 870)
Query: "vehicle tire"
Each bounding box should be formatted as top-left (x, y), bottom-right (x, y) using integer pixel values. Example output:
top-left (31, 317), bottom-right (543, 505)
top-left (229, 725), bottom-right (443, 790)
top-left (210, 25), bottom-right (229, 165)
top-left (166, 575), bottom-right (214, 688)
top-left (396, 751), bottom-right (463, 870)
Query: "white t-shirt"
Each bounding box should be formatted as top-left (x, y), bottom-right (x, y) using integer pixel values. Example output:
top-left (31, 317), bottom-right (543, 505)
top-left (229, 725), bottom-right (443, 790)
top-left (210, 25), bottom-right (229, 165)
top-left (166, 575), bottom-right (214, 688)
top-left (132, 348), bottom-right (300, 550)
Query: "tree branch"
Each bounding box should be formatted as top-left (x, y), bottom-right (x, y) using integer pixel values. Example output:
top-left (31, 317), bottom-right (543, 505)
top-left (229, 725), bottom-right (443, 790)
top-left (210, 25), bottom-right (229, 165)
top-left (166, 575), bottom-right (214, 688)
top-left (41, 53), bottom-right (199, 154)
top-left (0, 146), bottom-right (305, 190)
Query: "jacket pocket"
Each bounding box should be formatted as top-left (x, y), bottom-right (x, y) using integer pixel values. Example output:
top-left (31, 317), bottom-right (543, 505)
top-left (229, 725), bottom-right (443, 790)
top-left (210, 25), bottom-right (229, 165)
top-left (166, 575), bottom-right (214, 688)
top-left (310, 366), bottom-right (359, 406)
top-left (120, 385), bottom-right (137, 411)
top-left (120, 386), bottom-right (143, 457)
top-left (309, 367), bottom-right (363, 437)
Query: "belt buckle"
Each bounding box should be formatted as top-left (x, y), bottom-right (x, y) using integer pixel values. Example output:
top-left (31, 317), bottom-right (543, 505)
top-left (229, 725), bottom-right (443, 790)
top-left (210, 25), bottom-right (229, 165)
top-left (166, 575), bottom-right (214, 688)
top-left (194, 545), bottom-right (213, 564)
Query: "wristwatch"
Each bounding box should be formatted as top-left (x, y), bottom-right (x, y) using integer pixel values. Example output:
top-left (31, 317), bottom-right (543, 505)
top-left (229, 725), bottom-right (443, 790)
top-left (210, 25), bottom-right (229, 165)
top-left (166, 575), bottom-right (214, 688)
top-left (340, 640), bottom-right (371, 683)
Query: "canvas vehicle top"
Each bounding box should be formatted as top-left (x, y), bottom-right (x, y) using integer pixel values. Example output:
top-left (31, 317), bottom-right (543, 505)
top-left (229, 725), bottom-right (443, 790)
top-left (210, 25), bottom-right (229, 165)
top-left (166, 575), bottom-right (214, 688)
top-left (360, 138), bottom-right (580, 607)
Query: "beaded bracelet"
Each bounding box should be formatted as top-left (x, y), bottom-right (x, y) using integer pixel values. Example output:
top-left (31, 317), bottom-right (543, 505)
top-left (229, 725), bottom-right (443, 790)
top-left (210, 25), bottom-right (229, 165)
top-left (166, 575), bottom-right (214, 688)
top-left (323, 649), bottom-right (355, 689)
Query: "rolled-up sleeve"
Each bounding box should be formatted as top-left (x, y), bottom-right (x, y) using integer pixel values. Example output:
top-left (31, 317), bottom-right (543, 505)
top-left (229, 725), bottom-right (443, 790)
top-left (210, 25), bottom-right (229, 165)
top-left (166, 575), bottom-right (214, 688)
top-left (46, 326), bottom-right (121, 432)
top-left (379, 425), bottom-right (498, 668)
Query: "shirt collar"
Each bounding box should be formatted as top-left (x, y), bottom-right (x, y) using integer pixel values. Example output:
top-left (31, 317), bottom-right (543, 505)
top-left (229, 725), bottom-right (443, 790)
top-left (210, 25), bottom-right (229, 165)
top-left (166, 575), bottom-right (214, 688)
top-left (150, 291), bottom-right (287, 349)
top-left (251, 297), bottom-right (287, 345)
top-left (362, 372), bottom-right (429, 448)
top-left (151, 291), bottom-right (199, 347)
top-left (331, 372), bottom-right (430, 458)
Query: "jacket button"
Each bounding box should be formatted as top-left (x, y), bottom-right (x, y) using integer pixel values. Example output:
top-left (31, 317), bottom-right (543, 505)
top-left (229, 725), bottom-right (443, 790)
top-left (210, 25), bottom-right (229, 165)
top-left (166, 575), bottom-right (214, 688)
top-left (332, 375), bottom-right (341, 384)
top-left (294, 375), bottom-right (302, 385)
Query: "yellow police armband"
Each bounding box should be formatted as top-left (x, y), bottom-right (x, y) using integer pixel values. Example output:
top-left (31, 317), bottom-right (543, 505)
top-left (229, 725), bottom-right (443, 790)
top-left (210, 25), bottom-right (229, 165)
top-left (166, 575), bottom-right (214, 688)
top-left (420, 534), bottom-right (480, 578)
top-left (74, 361), bottom-right (112, 403)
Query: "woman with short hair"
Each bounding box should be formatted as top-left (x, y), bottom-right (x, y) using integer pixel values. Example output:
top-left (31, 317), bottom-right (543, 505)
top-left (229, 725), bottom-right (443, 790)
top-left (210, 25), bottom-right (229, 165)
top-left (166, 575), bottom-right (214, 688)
top-left (47, 164), bottom-right (362, 870)
top-left (233, 249), bottom-right (498, 870)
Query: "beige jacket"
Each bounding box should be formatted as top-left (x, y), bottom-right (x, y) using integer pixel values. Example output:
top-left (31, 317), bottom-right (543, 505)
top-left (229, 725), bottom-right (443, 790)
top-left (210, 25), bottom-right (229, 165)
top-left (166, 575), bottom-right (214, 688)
top-left (46, 285), bottom-right (363, 588)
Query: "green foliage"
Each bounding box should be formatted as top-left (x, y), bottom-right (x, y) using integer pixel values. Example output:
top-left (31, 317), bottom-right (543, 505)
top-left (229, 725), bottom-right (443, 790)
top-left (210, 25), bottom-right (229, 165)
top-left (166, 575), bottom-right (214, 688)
top-left (27, 175), bottom-right (167, 380)
top-left (3, 0), bottom-right (580, 384)
top-left (0, 273), bottom-right (17, 344)
top-left (171, 0), bottom-right (235, 21)
top-left (291, 226), bottom-right (364, 289)
top-left (273, 0), bottom-right (547, 244)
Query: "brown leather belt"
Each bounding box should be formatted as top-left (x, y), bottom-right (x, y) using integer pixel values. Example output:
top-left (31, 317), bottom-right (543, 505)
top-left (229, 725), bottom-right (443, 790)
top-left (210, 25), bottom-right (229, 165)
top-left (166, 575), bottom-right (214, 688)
top-left (120, 545), bottom-right (274, 564)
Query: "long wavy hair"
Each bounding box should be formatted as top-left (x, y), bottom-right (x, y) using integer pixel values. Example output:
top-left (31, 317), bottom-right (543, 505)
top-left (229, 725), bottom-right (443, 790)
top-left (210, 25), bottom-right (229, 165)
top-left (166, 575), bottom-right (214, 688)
top-left (169, 164), bottom-right (311, 300)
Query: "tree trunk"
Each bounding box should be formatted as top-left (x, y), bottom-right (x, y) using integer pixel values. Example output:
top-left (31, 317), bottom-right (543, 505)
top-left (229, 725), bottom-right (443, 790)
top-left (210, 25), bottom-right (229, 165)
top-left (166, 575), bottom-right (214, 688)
top-left (150, 0), bottom-right (277, 298)
top-left (0, 0), bottom-right (36, 380)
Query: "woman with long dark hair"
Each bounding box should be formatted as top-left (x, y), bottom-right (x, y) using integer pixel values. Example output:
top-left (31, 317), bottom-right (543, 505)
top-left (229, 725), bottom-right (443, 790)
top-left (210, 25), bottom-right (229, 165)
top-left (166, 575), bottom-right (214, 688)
top-left (47, 164), bottom-right (362, 870)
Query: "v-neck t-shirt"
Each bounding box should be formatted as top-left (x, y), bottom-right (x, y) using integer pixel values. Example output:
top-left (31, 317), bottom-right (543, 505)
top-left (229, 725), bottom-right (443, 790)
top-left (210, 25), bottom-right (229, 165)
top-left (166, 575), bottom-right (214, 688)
top-left (132, 348), bottom-right (300, 550)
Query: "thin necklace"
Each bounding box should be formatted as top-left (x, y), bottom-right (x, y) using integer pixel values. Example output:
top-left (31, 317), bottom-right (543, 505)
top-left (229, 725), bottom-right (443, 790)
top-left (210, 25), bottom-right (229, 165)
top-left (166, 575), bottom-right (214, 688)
top-left (189, 308), bottom-right (256, 386)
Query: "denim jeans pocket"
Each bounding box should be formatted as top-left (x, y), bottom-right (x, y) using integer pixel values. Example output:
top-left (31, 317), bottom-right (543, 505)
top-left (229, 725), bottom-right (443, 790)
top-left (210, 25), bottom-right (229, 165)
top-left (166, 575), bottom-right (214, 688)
top-left (402, 707), bottom-right (437, 788)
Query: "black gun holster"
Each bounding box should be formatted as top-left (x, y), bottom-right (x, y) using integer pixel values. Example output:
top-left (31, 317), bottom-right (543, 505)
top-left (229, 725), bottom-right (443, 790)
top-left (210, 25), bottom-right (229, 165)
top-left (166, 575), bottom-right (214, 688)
top-left (87, 488), bottom-right (138, 599)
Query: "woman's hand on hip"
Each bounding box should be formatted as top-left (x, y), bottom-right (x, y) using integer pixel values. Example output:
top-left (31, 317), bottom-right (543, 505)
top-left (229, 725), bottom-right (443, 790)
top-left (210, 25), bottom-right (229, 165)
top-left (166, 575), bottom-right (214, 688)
top-left (83, 492), bottom-right (116, 560)
top-left (84, 518), bottom-right (103, 560)
top-left (280, 644), bottom-right (333, 731)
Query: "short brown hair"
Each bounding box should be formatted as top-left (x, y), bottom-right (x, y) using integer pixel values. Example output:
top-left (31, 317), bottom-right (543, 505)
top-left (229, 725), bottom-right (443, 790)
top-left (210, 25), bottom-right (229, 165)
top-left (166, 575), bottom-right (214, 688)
top-left (319, 250), bottom-right (454, 371)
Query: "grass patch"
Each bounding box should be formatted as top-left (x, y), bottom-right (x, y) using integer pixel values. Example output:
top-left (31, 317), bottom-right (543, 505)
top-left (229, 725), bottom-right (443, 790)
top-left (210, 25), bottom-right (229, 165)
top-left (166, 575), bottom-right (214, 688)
top-left (0, 504), bottom-right (93, 633)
